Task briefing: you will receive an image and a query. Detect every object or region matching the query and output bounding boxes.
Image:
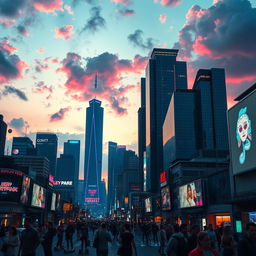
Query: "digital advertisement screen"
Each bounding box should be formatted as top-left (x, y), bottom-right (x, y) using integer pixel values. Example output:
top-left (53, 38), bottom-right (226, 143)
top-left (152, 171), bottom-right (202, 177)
top-left (85, 185), bottom-right (100, 204)
top-left (20, 175), bottom-right (31, 204)
top-left (161, 186), bottom-right (171, 211)
top-left (160, 170), bottom-right (167, 187)
top-left (0, 169), bottom-right (23, 202)
top-left (179, 179), bottom-right (203, 208)
top-left (51, 193), bottom-right (56, 211)
top-left (228, 90), bottom-right (256, 175)
top-left (56, 193), bottom-right (61, 210)
top-left (31, 184), bottom-right (46, 208)
top-left (249, 212), bottom-right (256, 223)
top-left (145, 198), bottom-right (152, 212)
top-left (143, 152), bottom-right (147, 191)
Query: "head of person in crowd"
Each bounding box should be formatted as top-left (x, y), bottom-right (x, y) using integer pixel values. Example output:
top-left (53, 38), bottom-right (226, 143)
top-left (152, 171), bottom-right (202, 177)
top-left (191, 225), bottom-right (200, 236)
top-left (9, 226), bottom-right (17, 236)
top-left (173, 224), bottom-right (180, 233)
top-left (124, 223), bottom-right (131, 232)
top-left (222, 225), bottom-right (232, 236)
top-left (180, 223), bottom-right (188, 235)
top-left (24, 217), bottom-right (33, 229)
top-left (160, 224), bottom-right (165, 230)
top-left (208, 224), bottom-right (213, 231)
top-left (246, 222), bottom-right (256, 240)
top-left (101, 223), bottom-right (106, 229)
top-left (197, 231), bottom-right (212, 250)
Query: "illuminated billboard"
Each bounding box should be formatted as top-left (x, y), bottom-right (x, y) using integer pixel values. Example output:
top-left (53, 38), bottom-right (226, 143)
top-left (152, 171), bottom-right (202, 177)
top-left (31, 184), bottom-right (46, 208)
top-left (160, 170), bottom-right (167, 187)
top-left (51, 193), bottom-right (56, 211)
top-left (145, 198), bottom-right (152, 212)
top-left (0, 169), bottom-right (23, 202)
top-left (228, 90), bottom-right (256, 175)
top-left (143, 152), bottom-right (147, 191)
top-left (179, 179), bottom-right (203, 208)
top-left (85, 185), bottom-right (100, 204)
top-left (161, 186), bottom-right (171, 211)
top-left (20, 175), bottom-right (31, 204)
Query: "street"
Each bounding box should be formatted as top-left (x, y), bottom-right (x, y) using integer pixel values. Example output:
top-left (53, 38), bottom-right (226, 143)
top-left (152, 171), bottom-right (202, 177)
top-left (36, 231), bottom-right (159, 256)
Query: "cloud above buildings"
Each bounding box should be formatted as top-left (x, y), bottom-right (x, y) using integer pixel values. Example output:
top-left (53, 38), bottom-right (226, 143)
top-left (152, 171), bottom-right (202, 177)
top-left (81, 6), bottom-right (105, 33)
top-left (128, 29), bottom-right (156, 51)
top-left (50, 107), bottom-right (71, 122)
top-left (159, 14), bottom-right (167, 23)
top-left (8, 117), bottom-right (29, 135)
top-left (32, 81), bottom-right (53, 94)
top-left (154, 0), bottom-right (182, 7)
top-left (54, 25), bottom-right (74, 40)
top-left (0, 40), bottom-right (27, 85)
top-left (57, 51), bottom-right (148, 115)
top-left (116, 7), bottom-right (134, 16)
top-left (0, 85), bottom-right (28, 101)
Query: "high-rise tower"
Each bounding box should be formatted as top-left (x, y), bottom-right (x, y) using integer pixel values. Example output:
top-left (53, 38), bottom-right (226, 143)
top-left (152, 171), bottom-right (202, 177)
top-left (84, 99), bottom-right (104, 205)
top-left (0, 115), bottom-right (7, 156)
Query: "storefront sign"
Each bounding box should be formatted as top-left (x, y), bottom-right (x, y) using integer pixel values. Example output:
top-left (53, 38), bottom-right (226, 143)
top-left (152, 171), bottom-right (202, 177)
top-left (160, 171), bottom-right (167, 187)
top-left (54, 181), bottom-right (73, 186)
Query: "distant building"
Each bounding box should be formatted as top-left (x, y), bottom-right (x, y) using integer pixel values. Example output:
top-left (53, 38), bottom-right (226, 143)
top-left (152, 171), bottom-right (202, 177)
top-left (0, 115), bottom-right (7, 156)
top-left (107, 141), bottom-right (117, 215)
top-left (11, 137), bottom-right (35, 156)
top-left (84, 99), bottom-right (104, 206)
top-left (146, 48), bottom-right (187, 193)
top-left (36, 133), bottom-right (58, 176)
top-left (64, 140), bottom-right (80, 203)
top-left (77, 180), bottom-right (84, 206)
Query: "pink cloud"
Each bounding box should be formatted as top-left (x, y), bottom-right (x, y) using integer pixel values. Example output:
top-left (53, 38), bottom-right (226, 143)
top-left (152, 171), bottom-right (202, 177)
top-left (160, 0), bottom-right (182, 7)
top-left (0, 18), bottom-right (16, 27)
top-left (36, 48), bottom-right (45, 54)
top-left (111, 0), bottom-right (130, 5)
top-left (33, 81), bottom-right (53, 94)
top-left (50, 107), bottom-right (71, 122)
top-left (64, 5), bottom-right (74, 15)
top-left (54, 25), bottom-right (74, 40)
top-left (159, 14), bottom-right (167, 23)
top-left (34, 59), bottom-right (49, 72)
top-left (34, 0), bottom-right (63, 13)
top-left (0, 40), bottom-right (17, 54)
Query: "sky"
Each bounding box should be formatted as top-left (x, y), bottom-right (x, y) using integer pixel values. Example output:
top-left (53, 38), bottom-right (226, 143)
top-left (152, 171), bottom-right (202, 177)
top-left (0, 0), bottom-right (256, 182)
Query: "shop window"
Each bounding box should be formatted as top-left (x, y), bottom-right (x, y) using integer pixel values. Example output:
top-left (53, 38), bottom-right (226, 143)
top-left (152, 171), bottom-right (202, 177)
top-left (216, 216), bottom-right (231, 227)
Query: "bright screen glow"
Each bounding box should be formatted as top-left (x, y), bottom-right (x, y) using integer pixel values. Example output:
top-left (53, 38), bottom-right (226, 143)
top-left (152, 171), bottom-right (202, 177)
top-left (145, 198), bottom-right (152, 212)
top-left (51, 193), bottom-right (56, 211)
top-left (31, 184), bottom-right (46, 208)
top-left (179, 179), bottom-right (203, 208)
top-left (249, 212), bottom-right (256, 223)
top-left (20, 176), bottom-right (30, 204)
top-left (161, 186), bottom-right (171, 210)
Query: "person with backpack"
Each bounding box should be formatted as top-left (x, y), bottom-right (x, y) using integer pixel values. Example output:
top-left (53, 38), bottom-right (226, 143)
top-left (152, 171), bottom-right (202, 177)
top-left (166, 224), bottom-right (189, 256)
top-left (65, 223), bottom-right (75, 252)
top-left (93, 222), bottom-right (112, 256)
top-left (41, 222), bottom-right (56, 256)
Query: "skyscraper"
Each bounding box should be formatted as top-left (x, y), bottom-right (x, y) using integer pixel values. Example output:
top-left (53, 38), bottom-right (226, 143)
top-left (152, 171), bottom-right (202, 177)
top-left (0, 115), bottom-right (7, 156)
top-left (146, 48), bottom-right (187, 192)
top-left (107, 141), bottom-right (117, 215)
top-left (11, 137), bottom-right (35, 156)
top-left (64, 140), bottom-right (80, 202)
top-left (84, 99), bottom-right (104, 205)
top-left (193, 68), bottom-right (229, 154)
top-left (36, 133), bottom-right (58, 176)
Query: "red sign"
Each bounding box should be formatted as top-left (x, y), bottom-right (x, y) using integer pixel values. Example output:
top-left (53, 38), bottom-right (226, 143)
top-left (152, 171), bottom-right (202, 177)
top-left (160, 171), bottom-right (167, 184)
top-left (0, 169), bottom-right (23, 176)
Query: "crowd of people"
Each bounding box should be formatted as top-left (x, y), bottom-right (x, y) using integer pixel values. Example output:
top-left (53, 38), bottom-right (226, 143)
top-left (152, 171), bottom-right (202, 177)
top-left (0, 218), bottom-right (255, 256)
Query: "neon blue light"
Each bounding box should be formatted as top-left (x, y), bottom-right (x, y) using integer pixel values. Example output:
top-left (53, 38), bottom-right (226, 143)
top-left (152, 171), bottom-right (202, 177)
top-left (69, 140), bottom-right (79, 144)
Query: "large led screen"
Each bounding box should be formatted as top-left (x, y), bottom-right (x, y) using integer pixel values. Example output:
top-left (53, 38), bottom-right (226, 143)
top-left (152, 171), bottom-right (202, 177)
top-left (85, 185), bottom-right (100, 204)
top-left (145, 198), bottom-right (152, 212)
top-left (228, 91), bottom-right (256, 175)
top-left (51, 193), bottom-right (56, 211)
top-left (179, 179), bottom-right (203, 208)
top-left (20, 175), bottom-right (31, 204)
top-left (0, 169), bottom-right (23, 202)
top-left (31, 184), bottom-right (46, 208)
top-left (161, 186), bottom-right (171, 211)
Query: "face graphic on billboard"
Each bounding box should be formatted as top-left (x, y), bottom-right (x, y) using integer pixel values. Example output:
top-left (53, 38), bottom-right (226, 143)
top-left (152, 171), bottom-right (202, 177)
top-left (236, 107), bottom-right (252, 164)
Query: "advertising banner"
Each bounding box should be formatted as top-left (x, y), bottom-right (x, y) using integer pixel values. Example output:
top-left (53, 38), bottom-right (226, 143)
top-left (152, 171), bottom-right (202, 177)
top-left (145, 198), bottom-right (152, 212)
top-left (51, 193), bottom-right (56, 211)
top-left (20, 175), bottom-right (31, 204)
top-left (228, 91), bottom-right (256, 175)
top-left (161, 186), bottom-right (171, 210)
top-left (0, 169), bottom-right (23, 202)
top-left (31, 184), bottom-right (46, 208)
top-left (179, 179), bottom-right (203, 208)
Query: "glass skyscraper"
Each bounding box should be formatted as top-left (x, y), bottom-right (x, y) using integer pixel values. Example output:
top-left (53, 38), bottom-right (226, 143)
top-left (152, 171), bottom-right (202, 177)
top-left (84, 99), bottom-right (104, 205)
top-left (0, 115), bottom-right (7, 156)
top-left (11, 137), bottom-right (35, 156)
top-left (36, 133), bottom-right (58, 176)
top-left (146, 48), bottom-right (187, 192)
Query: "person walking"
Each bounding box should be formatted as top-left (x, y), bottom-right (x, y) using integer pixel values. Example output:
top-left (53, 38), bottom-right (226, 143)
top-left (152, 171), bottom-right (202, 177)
top-left (207, 224), bottom-right (218, 250)
top-left (188, 231), bottom-right (219, 256)
top-left (158, 224), bottom-right (167, 256)
top-left (152, 223), bottom-right (159, 245)
top-left (220, 225), bottom-right (236, 256)
top-left (65, 223), bottom-right (75, 252)
top-left (93, 223), bottom-right (112, 256)
top-left (41, 222), bottom-right (56, 256)
top-left (55, 223), bottom-right (64, 250)
top-left (2, 226), bottom-right (19, 256)
top-left (79, 223), bottom-right (89, 254)
top-left (237, 222), bottom-right (256, 256)
top-left (118, 223), bottom-right (137, 256)
top-left (19, 217), bottom-right (40, 256)
top-left (187, 225), bottom-right (200, 253)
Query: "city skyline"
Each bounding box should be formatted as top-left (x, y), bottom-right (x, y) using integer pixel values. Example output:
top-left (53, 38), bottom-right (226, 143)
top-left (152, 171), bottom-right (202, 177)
top-left (1, 0), bottom-right (256, 181)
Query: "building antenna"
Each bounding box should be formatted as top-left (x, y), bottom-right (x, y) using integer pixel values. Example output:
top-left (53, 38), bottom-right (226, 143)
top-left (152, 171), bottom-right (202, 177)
top-left (94, 73), bottom-right (98, 99)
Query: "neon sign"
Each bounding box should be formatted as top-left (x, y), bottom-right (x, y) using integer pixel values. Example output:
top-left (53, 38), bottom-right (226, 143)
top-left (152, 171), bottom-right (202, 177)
top-left (160, 171), bottom-right (167, 187)
top-left (0, 169), bottom-right (23, 176)
top-left (54, 181), bottom-right (73, 186)
top-left (36, 139), bottom-right (48, 143)
top-left (0, 182), bottom-right (18, 192)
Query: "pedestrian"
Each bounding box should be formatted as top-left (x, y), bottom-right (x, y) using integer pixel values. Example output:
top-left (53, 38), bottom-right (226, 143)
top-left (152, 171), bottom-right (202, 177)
top-left (19, 217), bottom-right (40, 256)
top-left (118, 224), bottom-right (137, 256)
top-left (93, 222), bottom-right (112, 256)
top-left (79, 223), bottom-right (89, 253)
top-left (207, 224), bottom-right (218, 249)
top-left (237, 222), bottom-right (256, 256)
top-left (55, 223), bottom-right (64, 250)
top-left (220, 225), bottom-right (236, 256)
top-left (166, 223), bottom-right (189, 256)
top-left (187, 225), bottom-right (200, 253)
top-left (158, 224), bottom-right (167, 256)
top-left (65, 222), bottom-right (75, 252)
top-left (188, 231), bottom-right (219, 256)
top-left (41, 222), bottom-right (56, 256)
top-left (2, 226), bottom-right (19, 256)
top-left (0, 223), bottom-right (6, 252)
top-left (152, 223), bottom-right (159, 245)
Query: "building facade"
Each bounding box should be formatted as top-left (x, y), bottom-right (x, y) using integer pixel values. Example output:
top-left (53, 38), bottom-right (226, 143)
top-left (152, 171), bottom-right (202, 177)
top-left (0, 115), bottom-right (7, 156)
top-left (36, 133), bottom-right (58, 176)
top-left (11, 137), bottom-right (35, 156)
top-left (84, 99), bottom-right (104, 206)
